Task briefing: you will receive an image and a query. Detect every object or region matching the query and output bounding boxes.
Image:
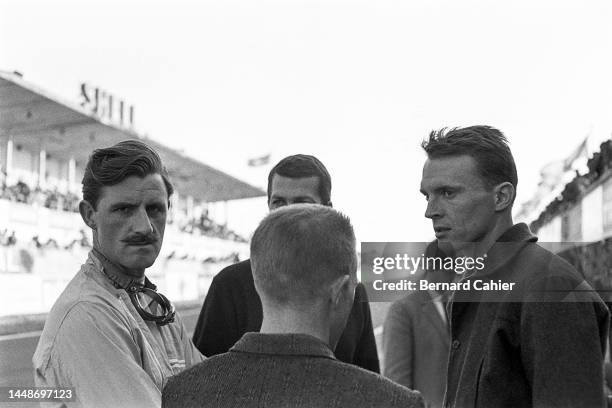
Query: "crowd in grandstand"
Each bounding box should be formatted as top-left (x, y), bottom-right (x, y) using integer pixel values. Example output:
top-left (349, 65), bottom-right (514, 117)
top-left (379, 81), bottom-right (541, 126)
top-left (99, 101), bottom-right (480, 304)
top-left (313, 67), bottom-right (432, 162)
top-left (165, 249), bottom-right (240, 264)
top-left (0, 179), bottom-right (80, 212)
top-left (172, 211), bottom-right (248, 243)
top-left (0, 177), bottom-right (248, 243)
top-left (0, 228), bottom-right (91, 250)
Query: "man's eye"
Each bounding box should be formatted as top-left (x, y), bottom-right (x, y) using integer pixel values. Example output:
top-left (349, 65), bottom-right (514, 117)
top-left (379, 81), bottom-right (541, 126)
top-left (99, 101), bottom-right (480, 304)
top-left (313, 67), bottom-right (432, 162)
top-left (442, 190), bottom-right (454, 198)
top-left (114, 207), bottom-right (131, 213)
top-left (148, 206), bottom-right (165, 215)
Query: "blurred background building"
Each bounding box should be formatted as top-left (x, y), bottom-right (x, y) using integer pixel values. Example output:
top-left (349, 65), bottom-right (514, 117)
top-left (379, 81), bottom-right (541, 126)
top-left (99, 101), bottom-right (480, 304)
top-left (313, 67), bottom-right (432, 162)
top-left (516, 133), bottom-right (612, 295)
top-left (0, 71), bottom-right (265, 317)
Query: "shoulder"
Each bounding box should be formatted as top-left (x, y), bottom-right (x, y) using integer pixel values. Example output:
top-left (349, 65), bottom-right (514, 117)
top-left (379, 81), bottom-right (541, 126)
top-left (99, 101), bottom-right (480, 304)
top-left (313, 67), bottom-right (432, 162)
top-left (517, 243), bottom-right (585, 284)
top-left (212, 259), bottom-right (253, 285)
top-left (510, 243), bottom-right (606, 304)
top-left (34, 294), bottom-right (129, 373)
top-left (388, 291), bottom-right (425, 315)
top-left (333, 362), bottom-right (424, 407)
top-left (41, 269), bottom-right (124, 333)
top-left (163, 354), bottom-right (228, 396)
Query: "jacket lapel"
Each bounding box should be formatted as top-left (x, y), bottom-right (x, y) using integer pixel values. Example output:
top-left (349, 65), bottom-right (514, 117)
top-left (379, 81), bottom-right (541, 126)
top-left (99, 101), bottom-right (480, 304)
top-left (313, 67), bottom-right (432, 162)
top-left (420, 293), bottom-right (450, 344)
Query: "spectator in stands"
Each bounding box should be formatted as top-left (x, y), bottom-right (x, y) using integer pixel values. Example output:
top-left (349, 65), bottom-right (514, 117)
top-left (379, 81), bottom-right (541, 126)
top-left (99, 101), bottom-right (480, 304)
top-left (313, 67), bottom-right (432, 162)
top-left (78, 228), bottom-right (91, 248)
top-left (33, 140), bottom-right (203, 408)
top-left (163, 205), bottom-right (424, 408)
top-left (6, 231), bottom-right (16, 246)
top-left (420, 126), bottom-right (609, 407)
top-left (192, 154), bottom-right (379, 372)
top-left (15, 180), bottom-right (30, 203)
top-left (32, 186), bottom-right (46, 207)
top-left (44, 187), bottom-right (59, 210)
top-left (0, 167), bottom-right (6, 193)
top-left (63, 190), bottom-right (80, 212)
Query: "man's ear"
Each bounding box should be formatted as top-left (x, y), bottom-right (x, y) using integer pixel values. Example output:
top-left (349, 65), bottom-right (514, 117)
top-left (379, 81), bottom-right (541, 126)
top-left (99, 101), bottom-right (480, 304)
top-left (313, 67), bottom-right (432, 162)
top-left (79, 200), bottom-right (97, 230)
top-left (493, 182), bottom-right (515, 212)
top-left (329, 274), bottom-right (351, 308)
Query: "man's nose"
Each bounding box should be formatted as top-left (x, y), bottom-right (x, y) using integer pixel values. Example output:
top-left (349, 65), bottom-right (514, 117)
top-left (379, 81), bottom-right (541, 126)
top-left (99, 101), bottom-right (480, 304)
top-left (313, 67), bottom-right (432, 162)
top-left (424, 197), bottom-right (442, 219)
top-left (131, 207), bottom-right (154, 234)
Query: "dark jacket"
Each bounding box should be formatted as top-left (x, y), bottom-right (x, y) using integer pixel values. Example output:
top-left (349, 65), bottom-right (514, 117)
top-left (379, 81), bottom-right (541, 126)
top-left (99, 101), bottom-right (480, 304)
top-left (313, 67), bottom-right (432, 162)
top-left (192, 259), bottom-right (380, 372)
top-left (164, 333), bottom-right (423, 408)
top-left (444, 223), bottom-right (610, 408)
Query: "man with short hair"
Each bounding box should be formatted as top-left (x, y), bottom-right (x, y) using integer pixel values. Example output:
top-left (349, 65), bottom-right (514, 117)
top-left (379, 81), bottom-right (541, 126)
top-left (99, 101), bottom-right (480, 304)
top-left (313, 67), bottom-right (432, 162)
top-left (192, 154), bottom-right (379, 372)
top-left (164, 205), bottom-right (423, 407)
top-left (419, 126), bottom-right (609, 407)
top-left (33, 140), bottom-right (203, 408)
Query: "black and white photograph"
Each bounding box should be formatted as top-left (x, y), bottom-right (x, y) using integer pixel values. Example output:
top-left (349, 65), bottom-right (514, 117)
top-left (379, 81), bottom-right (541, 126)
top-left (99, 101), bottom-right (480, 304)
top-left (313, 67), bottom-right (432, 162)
top-left (1, 0), bottom-right (612, 407)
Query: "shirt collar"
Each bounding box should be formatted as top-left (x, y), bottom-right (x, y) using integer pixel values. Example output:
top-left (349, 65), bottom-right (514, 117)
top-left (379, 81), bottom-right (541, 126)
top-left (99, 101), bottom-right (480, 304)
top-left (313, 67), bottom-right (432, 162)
top-left (231, 333), bottom-right (336, 360)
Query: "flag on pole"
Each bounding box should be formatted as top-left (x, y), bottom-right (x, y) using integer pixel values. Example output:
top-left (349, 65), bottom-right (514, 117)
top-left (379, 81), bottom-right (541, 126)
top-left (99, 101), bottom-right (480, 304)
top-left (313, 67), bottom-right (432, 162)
top-left (247, 154), bottom-right (271, 167)
top-left (563, 136), bottom-right (589, 171)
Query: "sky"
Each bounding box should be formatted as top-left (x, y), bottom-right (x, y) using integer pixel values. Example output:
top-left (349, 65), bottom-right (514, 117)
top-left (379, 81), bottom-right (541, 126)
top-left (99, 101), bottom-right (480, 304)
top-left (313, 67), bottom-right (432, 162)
top-left (2, 0), bottom-right (612, 242)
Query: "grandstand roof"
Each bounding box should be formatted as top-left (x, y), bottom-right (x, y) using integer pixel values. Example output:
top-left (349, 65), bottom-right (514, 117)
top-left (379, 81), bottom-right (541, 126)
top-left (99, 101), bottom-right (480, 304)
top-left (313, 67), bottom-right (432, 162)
top-left (0, 72), bottom-right (265, 202)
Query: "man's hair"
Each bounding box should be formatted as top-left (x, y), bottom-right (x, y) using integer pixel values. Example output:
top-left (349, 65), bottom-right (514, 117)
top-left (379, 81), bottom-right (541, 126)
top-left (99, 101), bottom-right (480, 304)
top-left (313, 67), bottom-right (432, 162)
top-left (251, 204), bottom-right (356, 306)
top-left (82, 139), bottom-right (174, 209)
top-left (267, 155), bottom-right (332, 205)
top-left (422, 126), bottom-right (518, 190)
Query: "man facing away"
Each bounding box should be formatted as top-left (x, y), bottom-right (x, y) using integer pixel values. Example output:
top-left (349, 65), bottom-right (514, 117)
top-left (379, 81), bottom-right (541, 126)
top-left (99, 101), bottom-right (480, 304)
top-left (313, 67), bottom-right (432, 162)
top-left (192, 154), bottom-right (379, 372)
top-left (163, 205), bottom-right (424, 408)
top-left (419, 126), bottom-right (609, 408)
top-left (33, 140), bottom-right (203, 408)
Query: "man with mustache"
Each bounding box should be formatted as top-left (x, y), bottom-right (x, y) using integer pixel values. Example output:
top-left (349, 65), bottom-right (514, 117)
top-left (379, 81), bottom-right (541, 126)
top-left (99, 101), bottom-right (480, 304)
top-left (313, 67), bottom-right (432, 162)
top-left (33, 140), bottom-right (203, 408)
top-left (419, 126), bottom-right (608, 407)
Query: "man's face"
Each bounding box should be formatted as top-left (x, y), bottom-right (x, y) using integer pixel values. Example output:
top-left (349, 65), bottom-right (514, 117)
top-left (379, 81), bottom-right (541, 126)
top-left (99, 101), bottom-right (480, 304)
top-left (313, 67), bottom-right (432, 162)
top-left (87, 174), bottom-right (168, 275)
top-left (420, 155), bottom-right (497, 248)
top-left (268, 174), bottom-right (323, 210)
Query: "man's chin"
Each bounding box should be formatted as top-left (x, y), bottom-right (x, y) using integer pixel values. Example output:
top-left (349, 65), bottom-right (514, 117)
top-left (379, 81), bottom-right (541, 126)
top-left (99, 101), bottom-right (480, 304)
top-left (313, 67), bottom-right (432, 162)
top-left (121, 254), bottom-right (159, 273)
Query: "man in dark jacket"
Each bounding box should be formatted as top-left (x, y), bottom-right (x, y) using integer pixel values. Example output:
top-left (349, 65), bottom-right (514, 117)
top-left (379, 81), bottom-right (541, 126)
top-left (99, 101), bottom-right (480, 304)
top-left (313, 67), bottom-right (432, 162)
top-left (164, 205), bottom-right (423, 408)
top-left (192, 154), bottom-right (380, 372)
top-left (420, 126), bottom-right (609, 408)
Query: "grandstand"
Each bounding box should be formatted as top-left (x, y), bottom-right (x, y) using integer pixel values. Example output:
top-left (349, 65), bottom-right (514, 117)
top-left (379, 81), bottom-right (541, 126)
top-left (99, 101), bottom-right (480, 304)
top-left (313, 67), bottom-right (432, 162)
top-left (516, 135), bottom-right (612, 296)
top-left (0, 71), bottom-right (265, 317)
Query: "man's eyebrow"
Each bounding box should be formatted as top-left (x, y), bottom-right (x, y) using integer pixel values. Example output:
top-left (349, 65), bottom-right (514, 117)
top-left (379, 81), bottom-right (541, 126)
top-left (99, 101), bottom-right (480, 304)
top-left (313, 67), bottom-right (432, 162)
top-left (110, 201), bottom-right (137, 208)
top-left (436, 185), bottom-right (462, 191)
top-left (420, 184), bottom-right (462, 195)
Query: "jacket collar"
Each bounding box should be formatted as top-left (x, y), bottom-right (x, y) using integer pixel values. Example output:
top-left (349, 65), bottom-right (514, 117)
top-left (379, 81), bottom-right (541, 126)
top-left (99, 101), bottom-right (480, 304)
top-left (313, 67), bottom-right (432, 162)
top-left (231, 333), bottom-right (336, 360)
top-left (477, 223), bottom-right (538, 277)
top-left (495, 222), bottom-right (538, 243)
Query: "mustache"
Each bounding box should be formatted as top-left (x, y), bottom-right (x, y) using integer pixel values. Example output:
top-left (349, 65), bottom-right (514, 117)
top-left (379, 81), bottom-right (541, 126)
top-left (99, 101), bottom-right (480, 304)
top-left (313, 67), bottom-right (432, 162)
top-left (122, 234), bottom-right (158, 244)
